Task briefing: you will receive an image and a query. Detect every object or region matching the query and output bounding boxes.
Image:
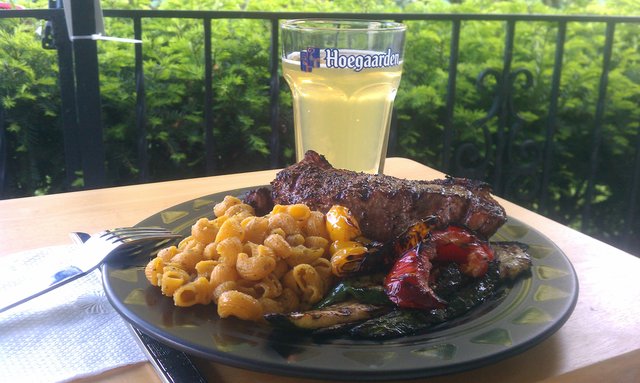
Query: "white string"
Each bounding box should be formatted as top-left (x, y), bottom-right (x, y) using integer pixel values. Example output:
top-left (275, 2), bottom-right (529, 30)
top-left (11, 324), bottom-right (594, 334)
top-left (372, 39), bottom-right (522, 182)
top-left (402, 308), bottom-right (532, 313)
top-left (70, 34), bottom-right (142, 44)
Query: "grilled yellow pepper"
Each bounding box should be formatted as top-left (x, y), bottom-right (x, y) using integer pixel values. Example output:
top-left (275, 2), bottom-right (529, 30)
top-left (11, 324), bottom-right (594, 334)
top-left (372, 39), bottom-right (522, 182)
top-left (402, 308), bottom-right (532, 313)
top-left (325, 205), bottom-right (362, 242)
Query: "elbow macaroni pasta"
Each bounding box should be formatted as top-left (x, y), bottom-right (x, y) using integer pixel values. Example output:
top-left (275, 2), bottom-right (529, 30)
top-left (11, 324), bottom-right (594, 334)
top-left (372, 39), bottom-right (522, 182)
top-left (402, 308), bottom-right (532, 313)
top-left (145, 197), bottom-right (353, 322)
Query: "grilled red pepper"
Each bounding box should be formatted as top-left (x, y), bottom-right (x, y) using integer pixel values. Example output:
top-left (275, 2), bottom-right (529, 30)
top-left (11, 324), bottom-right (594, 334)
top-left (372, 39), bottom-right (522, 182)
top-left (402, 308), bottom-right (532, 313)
top-left (384, 242), bottom-right (446, 310)
top-left (431, 225), bottom-right (494, 278)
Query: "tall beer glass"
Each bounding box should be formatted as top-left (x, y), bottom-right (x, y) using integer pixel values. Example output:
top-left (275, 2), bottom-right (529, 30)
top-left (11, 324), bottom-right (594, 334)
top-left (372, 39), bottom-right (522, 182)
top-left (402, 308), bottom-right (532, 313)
top-left (281, 19), bottom-right (406, 173)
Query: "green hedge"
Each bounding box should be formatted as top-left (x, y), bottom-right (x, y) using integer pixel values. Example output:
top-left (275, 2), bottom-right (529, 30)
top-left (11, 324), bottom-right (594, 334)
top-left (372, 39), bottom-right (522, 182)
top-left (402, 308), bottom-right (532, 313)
top-left (1, 0), bottom-right (639, 254)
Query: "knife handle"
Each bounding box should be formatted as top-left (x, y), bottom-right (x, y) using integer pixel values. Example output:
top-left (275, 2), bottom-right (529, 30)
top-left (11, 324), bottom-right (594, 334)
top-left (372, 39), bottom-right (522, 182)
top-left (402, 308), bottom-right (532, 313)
top-left (129, 326), bottom-right (207, 383)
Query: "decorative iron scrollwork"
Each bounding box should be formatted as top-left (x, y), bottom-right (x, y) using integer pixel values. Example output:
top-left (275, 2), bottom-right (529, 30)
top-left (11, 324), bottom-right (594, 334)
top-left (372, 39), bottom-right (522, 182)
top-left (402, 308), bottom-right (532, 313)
top-left (41, 20), bottom-right (56, 50)
top-left (452, 68), bottom-right (500, 181)
top-left (41, 0), bottom-right (60, 50)
top-left (452, 66), bottom-right (542, 201)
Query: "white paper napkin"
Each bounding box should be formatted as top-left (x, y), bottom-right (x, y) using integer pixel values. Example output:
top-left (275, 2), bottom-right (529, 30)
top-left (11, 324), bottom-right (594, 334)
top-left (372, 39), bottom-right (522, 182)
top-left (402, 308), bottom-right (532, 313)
top-left (0, 245), bottom-right (147, 383)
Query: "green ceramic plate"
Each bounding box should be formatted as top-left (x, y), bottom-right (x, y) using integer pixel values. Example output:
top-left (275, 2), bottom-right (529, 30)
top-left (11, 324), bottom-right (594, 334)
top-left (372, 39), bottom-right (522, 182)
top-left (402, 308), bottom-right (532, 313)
top-left (102, 187), bottom-right (578, 381)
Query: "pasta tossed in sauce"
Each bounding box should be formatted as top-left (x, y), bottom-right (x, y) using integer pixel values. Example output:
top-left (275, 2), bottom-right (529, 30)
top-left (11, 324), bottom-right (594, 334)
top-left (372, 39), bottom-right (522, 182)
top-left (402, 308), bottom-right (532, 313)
top-left (145, 196), bottom-right (362, 322)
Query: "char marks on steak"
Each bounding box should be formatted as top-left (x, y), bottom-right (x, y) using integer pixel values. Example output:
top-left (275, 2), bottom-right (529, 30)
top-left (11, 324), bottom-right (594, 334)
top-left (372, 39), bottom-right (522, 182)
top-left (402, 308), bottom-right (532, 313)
top-left (270, 151), bottom-right (506, 242)
top-left (243, 187), bottom-right (274, 216)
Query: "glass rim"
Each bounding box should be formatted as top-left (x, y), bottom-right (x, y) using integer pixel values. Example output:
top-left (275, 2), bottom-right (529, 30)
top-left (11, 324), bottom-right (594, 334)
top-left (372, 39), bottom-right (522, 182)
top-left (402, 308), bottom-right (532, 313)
top-left (281, 19), bottom-right (406, 32)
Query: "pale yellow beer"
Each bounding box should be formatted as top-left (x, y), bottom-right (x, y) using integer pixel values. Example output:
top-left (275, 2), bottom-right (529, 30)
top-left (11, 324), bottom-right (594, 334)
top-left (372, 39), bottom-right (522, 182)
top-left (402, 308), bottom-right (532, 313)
top-left (283, 51), bottom-right (403, 173)
top-left (281, 20), bottom-right (406, 173)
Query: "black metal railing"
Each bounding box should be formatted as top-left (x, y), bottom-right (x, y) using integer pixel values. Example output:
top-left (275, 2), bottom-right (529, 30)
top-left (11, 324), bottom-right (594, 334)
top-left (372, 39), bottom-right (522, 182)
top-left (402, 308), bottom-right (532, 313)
top-left (1, 7), bottom-right (639, 254)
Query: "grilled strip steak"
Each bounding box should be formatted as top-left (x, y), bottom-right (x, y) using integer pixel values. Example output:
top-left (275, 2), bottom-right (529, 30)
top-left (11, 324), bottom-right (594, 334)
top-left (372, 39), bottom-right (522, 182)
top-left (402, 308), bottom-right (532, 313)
top-left (270, 151), bottom-right (506, 242)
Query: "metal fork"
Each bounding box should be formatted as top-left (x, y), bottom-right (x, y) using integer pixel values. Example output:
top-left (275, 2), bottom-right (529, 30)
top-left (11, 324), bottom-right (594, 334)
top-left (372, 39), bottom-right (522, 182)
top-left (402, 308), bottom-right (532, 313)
top-left (0, 227), bottom-right (181, 314)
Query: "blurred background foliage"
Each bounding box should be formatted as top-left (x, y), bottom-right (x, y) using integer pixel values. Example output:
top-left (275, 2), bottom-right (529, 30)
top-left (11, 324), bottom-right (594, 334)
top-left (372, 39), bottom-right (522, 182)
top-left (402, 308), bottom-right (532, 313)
top-left (1, 0), bottom-right (638, 254)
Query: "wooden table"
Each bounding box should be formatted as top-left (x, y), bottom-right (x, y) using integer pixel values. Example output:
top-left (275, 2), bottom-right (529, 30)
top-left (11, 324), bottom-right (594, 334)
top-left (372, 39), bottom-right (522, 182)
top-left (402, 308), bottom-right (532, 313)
top-left (2, 157), bottom-right (639, 383)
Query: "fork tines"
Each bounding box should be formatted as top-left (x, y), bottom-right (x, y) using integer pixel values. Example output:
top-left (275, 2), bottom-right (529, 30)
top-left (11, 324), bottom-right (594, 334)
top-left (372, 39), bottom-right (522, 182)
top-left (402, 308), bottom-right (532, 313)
top-left (101, 227), bottom-right (180, 243)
